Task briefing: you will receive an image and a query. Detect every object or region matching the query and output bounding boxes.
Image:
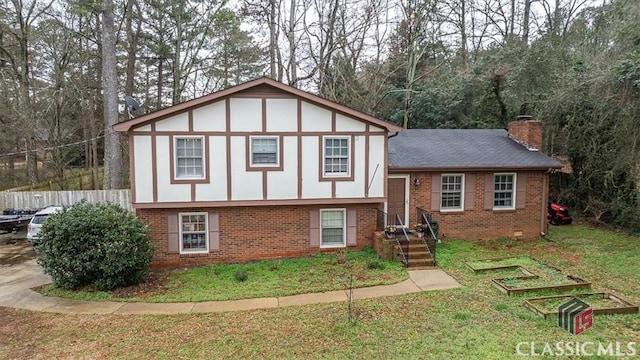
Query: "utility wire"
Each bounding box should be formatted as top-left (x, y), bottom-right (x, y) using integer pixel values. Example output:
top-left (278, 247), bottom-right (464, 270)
top-left (0, 135), bottom-right (106, 159)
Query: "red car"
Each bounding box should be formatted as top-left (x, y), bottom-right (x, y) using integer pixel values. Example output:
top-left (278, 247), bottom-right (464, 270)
top-left (547, 203), bottom-right (573, 225)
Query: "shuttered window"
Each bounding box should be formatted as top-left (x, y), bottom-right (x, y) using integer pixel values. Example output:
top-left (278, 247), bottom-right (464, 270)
top-left (494, 173), bottom-right (515, 209)
top-left (320, 209), bottom-right (346, 247)
top-left (441, 174), bottom-right (464, 211)
top-left (180, 212), bottom-right (208, 253)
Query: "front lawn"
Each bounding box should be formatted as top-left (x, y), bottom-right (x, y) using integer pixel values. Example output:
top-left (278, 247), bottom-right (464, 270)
top-left (3, 224), bottom-right (639, 359)
top-left (38, 247), bottom-right (408, 302)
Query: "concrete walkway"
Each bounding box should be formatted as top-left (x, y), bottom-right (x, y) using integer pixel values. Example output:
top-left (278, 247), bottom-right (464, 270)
top-left (0, 243), bottom-right (461, 315)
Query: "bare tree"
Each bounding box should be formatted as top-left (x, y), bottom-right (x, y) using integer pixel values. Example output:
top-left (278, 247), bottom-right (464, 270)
top-left (102, 0), bottom-right (123, 189)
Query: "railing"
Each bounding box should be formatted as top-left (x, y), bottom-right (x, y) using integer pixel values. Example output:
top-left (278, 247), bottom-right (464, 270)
top-left (395, 213), bottom-right (410, 266)
top-left (418, 207), bottom-right (438, 266)
top-left (375, 209), bottom-right (410, 267)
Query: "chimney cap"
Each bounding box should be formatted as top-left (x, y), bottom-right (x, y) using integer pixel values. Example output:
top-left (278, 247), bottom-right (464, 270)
top-left (516, 115), bottom-right (534, 121)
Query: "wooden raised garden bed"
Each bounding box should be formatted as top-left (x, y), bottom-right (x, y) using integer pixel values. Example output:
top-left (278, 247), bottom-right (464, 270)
top-left (523, 292), bottom-right (639, 318)
top-left (491, 274), bottom-right (592, 295)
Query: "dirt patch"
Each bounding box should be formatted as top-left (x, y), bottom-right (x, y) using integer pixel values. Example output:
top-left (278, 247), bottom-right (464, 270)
top-left (108, 271), bottom-right (172, 299)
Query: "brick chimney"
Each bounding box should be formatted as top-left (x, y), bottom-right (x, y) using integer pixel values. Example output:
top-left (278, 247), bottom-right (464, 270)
top-left (508, 115), bottom-right (542, 151)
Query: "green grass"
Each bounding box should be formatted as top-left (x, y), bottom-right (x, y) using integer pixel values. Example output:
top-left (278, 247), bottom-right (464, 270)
top-left (6, 224), bottom-right (638, 359)
top-left (39, 247), bottom-right (408, 302)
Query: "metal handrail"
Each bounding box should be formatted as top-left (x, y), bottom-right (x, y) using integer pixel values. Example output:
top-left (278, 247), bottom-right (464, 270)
top-left (395, 213), bottom-right (409, 266)
top-left (420, 210), bottom-right (437, 266)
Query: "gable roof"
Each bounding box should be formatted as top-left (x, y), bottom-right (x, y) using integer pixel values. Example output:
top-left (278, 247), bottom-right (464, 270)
top-left (113, 77), bottom-right (403, 132)
top-left (389, 129), bottom-right (562, 170)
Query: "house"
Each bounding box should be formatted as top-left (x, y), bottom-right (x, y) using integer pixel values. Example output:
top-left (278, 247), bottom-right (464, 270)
top-left (113, 77), bottom-right (403, 268)
top-left (387, 120), bottom-right (562, 240)
top-left (113, 78), bottom-right (561, 268)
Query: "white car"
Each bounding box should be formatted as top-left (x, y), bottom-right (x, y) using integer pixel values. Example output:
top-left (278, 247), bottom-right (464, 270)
top-left (27, 206), bottom-right (64, 244)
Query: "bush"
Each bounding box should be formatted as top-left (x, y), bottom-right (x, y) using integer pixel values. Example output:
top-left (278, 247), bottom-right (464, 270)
top-left (36, 201), bottom-right (154, 291)
top-left (234, 270), bottom-right (248, 282)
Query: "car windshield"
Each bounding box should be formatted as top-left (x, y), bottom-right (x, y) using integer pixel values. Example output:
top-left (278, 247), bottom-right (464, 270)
top-left (31, 214), bottom-right (49, 224)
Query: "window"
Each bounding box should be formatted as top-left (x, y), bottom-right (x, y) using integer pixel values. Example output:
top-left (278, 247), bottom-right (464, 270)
top-left (251, 137), bottom-right (278, 166)
top-left (494, 173), bottom-right (515, 209)
top-left (320, 209), bottom-right (346, 247)
top-left (175, 137), bottom-right (204, 178)
top-left (324, 137), bottom-right (350, 176)
top-left (180, 213), bottom-right (208, 253)
top-left (441, 174), bottom-right (464, 211)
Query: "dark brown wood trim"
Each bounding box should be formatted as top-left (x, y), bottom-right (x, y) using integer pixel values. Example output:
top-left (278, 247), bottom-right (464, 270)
top-left (151, 123), bottom-right (158, 202)
top-left (113, 77), bottom-right (403, 133)
top-left (297, 99), bottom-right (302, 199)
top-left (331, 111), bottom-right (336, 132)
top-left (188, 110), bottom-right (193, 132)
top-left (131, 197), bottom-right (387, 209)
top-left (126, 130), bottom-right (374, 136)
top-left (191, 183), bottom-right (196, 201)
top-left (364, 125), bottom-right (370, 197)
top-left (383, 131), bottom-right (388, 198)
top-left (261, 98), bottom-right (267, 132)
top-left (225, 98), bottom-right (232, 201)
top-left (262, 171), bottom-right (267, 200)
top-left (129, 134), bottom-right (137, 203)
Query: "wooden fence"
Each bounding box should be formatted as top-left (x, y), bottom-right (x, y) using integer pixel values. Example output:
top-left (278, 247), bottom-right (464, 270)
top-left (1, 190), bottom-right (132, 211)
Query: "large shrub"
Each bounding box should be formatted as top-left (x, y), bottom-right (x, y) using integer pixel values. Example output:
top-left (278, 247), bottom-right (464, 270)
top-left (36, 201), bottom-right (154, 291)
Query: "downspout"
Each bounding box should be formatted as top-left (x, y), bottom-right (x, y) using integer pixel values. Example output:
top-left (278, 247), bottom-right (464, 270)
top-left (388, 132), bottom-right (400, 139)
top-left (541, 169), bottom-right (550, 237)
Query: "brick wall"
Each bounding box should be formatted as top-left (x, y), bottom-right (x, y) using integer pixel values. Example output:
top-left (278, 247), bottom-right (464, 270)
top-left (137, 203), bottom-right (381, 268)
top-left (408, 170), bottom-right (547, 240)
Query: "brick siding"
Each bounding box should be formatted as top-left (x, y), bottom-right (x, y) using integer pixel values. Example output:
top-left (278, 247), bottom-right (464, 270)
top-left (408, 170), bottom-right (548, 240)
top-left (137, 203), bottom-right (380, 268)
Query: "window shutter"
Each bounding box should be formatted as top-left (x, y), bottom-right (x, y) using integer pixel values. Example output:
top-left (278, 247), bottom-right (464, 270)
top-left (516, 173), bottom-right (527, 209)
top-left (430, 174), bottom-right (441, 211)
top-left (309, 210), bottom-right (319, 248)
top-left (346, 209), bottom-right (357, 246)
top-left (464, 174), bottom-right (475, 211)
top-left (484, 173), bottom-right (494, 210)
top-left (208, 213), bottom-right (220, 252)
top-left (167, 214), bottom-right (179, 254)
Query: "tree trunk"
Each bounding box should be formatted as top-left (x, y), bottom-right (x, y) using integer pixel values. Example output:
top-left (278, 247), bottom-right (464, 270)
top-left (522, 0), bottom-right (531, 44)
top-left (269, 0), bottom-right (277, 79)
top-left (102, 0), bottom-right (123, 189)
top-left (287, 0), bottom-right (297, 86)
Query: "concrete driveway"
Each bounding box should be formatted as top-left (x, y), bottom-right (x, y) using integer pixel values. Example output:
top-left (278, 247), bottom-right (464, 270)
top-left (0, 240), bottom-right (52, 308)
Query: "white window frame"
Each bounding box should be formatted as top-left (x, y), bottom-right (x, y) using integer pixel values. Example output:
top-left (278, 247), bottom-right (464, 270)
top-left (441, 174), bottom-right (465, 212)
top-left (320, 208), bottom-right (346, 248)
top-left (174, 136), bottom-right (205, 179)
top-left (179, 212), bottom-right (209, 254)
top-left (493, 173), bottom-right (516, 210)
top-left (322, 136), bottom-right (350, 177)
top-left (250, 136), bottom-right (279, 167)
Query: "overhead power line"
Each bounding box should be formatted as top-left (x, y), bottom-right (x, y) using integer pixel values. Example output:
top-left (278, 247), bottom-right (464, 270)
top-left (0, 135), bottom-right (106, 159)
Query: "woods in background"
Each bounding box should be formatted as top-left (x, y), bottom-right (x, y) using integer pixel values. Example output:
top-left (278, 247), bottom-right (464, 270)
top-left (0, 0), bottom-right (638, 229)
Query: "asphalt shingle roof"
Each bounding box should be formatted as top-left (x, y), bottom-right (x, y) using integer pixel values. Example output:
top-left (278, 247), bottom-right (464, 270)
top-left (388, 129), bottom-right (562, 170)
